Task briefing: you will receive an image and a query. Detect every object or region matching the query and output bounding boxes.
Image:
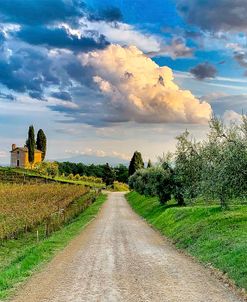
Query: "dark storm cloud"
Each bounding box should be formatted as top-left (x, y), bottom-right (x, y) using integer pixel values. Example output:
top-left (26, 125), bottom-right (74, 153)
top-left (49, 104), bottom-right (78, 114)
top-left (184, 30), bottom-right (202, 39)
top-left (234, 52), bottom-right (247, 68)
top-left (232, 52), bottom-right (247, 76)
top-left (29, 91), bottom-right (45, 100)
top-left (0, 30), bottom-right (5, 44)
top-left (99, 7), bottom-right (123, 22)
top-left (51, 91), bottom-right (72, 101)
top-left (0, 92), bottom-right (15, 101)
top-left (0, 0), bottom-right (85, 25)
top-left (0, 59), bottom-right (26, 92)
top-left (190, 62), bottom-right (217, 80)
top-left (176, 0), bottom-right (247, 32)
top-left (48, 86), bottom-right (115, 127)
top-left (17, 26), bottom-right (109, 51)
top-left (0, 0), bottom-right (111, 102)
top-left (65, 60), bottom-right (97, 87)
top-left (0, 47), bottom-right (60, 97)
top-left (88, 6), bottom-right (123, 22)
top-left (0, 35), bottom-right (102, 102)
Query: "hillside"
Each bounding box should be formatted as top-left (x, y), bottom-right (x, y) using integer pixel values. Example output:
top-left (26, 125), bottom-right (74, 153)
top-left (0, 167), bottom-right (105, 188)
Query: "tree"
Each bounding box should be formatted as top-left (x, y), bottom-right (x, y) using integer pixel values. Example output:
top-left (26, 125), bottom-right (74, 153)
top-left (173, 116), bottom-right (247, 208)
top-left (174, 130), bottom-right (202, 201)
top-left (114, 164), bottom-right (129, 183)
top-left (128, 151), bottom-right (144, 176)
top-left (26, 125), bottom-right (35, 166)
top-left (199, 116), bottom-right (247, 208)
top-left (129, 167), bottom-right (173, 205)
top-left (147, 159), bottom-right (152, 168)
top-left (157, 152), bottom-right (185, 206)
top-left (36, 129), bottom-right (47, 160)
top-left (102, 163), bottom-right (116, 186)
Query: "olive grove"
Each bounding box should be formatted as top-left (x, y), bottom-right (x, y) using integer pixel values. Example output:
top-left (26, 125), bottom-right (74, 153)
top-left (129, 116), bottom-right (247, 208)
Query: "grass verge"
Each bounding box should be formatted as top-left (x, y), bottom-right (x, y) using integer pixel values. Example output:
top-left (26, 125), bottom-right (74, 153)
top-left (0, 193), bottom-right (107, 300)
top-left (126, 191), bottom-right (247, 291)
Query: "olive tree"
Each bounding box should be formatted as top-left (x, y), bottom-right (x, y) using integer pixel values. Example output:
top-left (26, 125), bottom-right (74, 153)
top-left (129, 166), bottom-right (173, 205)
top-left (200, 116), bottom-right (247, 207)
top-left (174, 130), bottom-right (202, 201)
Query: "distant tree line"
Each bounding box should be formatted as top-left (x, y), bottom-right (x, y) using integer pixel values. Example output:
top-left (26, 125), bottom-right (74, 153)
top-left (129, 116), bottom-right (247, 208)
top-left (57, 162), bottom-right (129, 184)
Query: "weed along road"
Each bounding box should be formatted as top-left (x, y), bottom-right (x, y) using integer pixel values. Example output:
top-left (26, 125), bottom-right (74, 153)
top-left (10, 192), bottom-right (241, 302)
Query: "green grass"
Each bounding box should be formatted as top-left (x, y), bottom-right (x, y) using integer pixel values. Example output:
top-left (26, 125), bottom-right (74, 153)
top-left (126, 191), bottom-right (247, 291)
top-left (0, 193), bottom-right (107, 300)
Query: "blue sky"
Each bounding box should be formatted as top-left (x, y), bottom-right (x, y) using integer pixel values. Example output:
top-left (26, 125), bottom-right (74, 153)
top-left (1, 0), bottom-right (247, 164)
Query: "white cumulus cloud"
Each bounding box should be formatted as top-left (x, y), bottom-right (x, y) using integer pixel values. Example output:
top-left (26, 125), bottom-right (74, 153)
top-left (79, 44), bottom-right (212, 124)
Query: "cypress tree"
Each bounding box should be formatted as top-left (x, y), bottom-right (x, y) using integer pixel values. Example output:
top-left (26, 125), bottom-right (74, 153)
top-left (128, 151), bottom-right (144, 176)
top-left (27, 125), bottom-right (35, 166)
top-left (37, 129), bottom-right (47, 160)
top-left (147, 159), bottom-right (152, 168)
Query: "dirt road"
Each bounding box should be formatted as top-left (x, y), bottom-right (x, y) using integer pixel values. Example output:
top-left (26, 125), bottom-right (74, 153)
top-left (10, 192), bottom-right (242, 302)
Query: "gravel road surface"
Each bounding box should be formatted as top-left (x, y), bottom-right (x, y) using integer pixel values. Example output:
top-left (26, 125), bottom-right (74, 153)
top-left (10, 192), bottom-right (242, 302)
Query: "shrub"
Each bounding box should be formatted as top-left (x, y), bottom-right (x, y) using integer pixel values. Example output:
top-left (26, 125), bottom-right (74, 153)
top-left (112, 181), bottom-right (129, 192)
top-left (67, 173), bottom-right (74, 180)
top-left (34, 161), bottom-right (59, 178)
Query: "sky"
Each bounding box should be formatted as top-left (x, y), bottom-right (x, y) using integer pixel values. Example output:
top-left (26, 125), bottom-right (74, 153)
top-left (1, 0), bottom-right (247, 165)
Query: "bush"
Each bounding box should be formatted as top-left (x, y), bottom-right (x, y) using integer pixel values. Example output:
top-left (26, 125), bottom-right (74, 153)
top-left (112, 181), bottom-right (129, 192)
top-left (34, 161), bottom-right (59, 178)
top-left (67, 173), bottom-right (74, 180)
top-left (80, 175), bottom-right (103, 183)
top-left (74, 174), bottom-right (81, 180)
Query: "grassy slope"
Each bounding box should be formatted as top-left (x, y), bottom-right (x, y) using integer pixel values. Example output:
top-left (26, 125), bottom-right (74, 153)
top-left (54, 176), bottom-right (104, 188)
top-left (0, 167), bottom-right (104, 188)
top-left (0, 193), bottom-right (107, 300)
top-left (126, 191), bottom-right (247, 291)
